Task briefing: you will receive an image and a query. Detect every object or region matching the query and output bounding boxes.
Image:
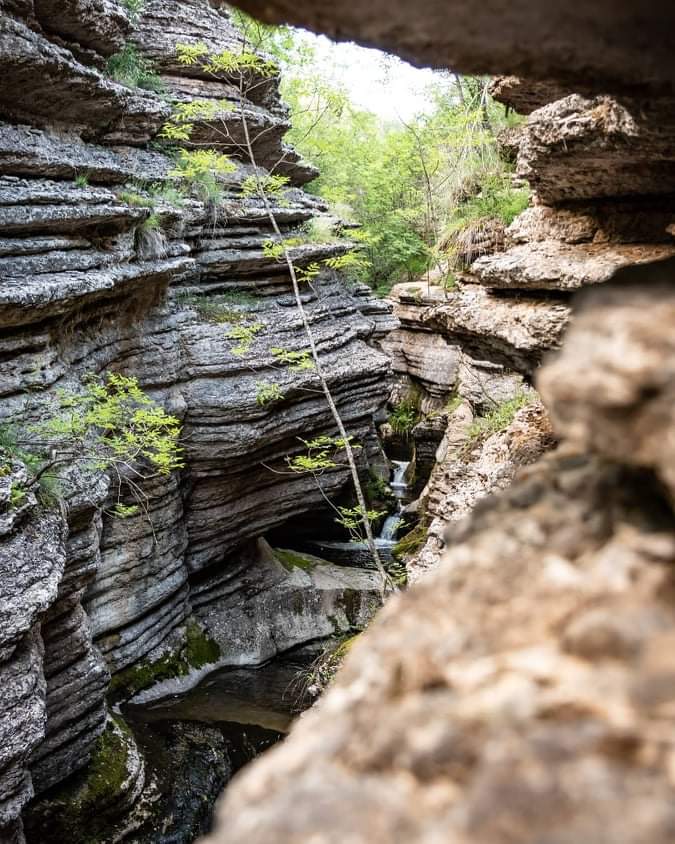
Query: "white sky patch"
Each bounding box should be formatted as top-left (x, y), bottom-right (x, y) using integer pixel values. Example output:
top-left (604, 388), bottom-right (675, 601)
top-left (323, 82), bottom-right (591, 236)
top-left (293, 30), bottom-right (445, 123)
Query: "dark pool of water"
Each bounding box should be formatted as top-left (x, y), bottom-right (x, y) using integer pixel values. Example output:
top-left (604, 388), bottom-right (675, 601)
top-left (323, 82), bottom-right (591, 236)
top-left (119, 655), bottom-right (313, 842)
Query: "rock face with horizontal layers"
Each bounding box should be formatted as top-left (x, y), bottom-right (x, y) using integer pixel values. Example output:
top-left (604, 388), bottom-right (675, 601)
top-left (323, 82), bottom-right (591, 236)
top-left (201, 5), bottom-right (675, 843)
top-left (0, 1), bottom-right (394, 839)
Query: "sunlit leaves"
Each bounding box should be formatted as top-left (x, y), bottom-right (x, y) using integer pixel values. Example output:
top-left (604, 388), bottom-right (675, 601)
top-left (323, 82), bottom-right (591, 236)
top-left (225, 322), bottom-right (265, 356)
top-left (270, 347), bottom-right (314, 371)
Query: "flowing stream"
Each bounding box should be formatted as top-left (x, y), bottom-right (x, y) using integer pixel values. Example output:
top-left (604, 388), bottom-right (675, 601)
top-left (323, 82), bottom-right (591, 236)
top-left (378, 460), bottom-right (411, 545)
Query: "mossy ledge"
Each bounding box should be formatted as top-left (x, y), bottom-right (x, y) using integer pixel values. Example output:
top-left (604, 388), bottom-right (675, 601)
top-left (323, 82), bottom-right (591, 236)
top-left (24, 716), bottom-right (141, 844)
top-left (109, 620), bottom-right (221, 702)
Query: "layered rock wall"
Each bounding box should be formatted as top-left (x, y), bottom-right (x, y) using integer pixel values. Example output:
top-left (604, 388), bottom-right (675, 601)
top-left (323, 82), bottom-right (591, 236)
top-left (0, 1), bottom-right (392, 839)
top-left (201, 5), bottom-right (675, 842)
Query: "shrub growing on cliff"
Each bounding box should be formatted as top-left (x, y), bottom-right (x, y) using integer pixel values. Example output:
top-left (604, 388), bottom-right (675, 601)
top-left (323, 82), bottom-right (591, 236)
top-left (468, 391), bottom-right (532, 440)
top-left (24, 374), bottom-right (184, 514)
top-left (388, 395), bottom-right (421, 437)
top-left (106, 44), bottom-right (164, 92)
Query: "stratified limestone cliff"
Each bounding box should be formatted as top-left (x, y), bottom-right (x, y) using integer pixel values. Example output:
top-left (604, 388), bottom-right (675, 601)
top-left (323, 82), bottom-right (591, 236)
top-left (380, 74), bottom-right (675, 580)
top-left (0, 1), bottom-right (393, 839)
top-left (200, 7), bottom-right (675, 842)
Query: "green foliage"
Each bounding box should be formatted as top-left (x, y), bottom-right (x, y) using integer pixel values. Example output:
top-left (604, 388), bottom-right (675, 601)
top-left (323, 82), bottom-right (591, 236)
top-left (271, 347), bottom-right (314, 371)
top-left (111, 503), bottom-right (139, 519)
top-left (241, 173), bottom-right (290, 200)
top-left (117, 189), bottom-right (153, 208)
top-left (225, 321), bottom-right (265, 356)
top-left (74, 173), bottom-right (89, 188)
top-left (106, 44), bottom-right (164, 91)
top-left (169, 149), bottom-right (236, 180)
top-left (256, 381), bottom-right (284, 407)
top-left (445, 394), bottom-right (463, 414)
top-left (139, 211), bottom-right (161, 232)
top-left (388, 395), bottom-right (421, 437)
top-left (286, 452), bottom-right (336, 473)
top-left (285, 433), bottom-right (359, 473)
top-left (336, 504), bottom-right (386, 542)
top-left (174, 42), bottom-right (277, 78)
top-left (168, 149), bottom-right (235, 205)
top-left (393, 520), bottom-right (427, 561)
top-left (33, 373), bottom-right (184, 477)
top-left (324, 250), bottom-right (369, 278)
top-left (159, 98), bottom-right (235, 142)
top-left (296, 261), bottom-right (322, 285)
top-left (275, 548), bottom-right (317, 572)
top-left (8, 483), bottom-right (27, 509)
top-left (145, 182), bottom-right (186, 206)
top-left (109, 620), bottom-right (219, 701)
top-left (302, 633), bottom-right (360, 695)
top-left (364, 471), bottom-right (393, 506)
top-left (180, 296), bottom-right (245, 325)
top-left (120, 0), bottom-right (145, 21)
top-left (468, 392), bottom-right (532, 440)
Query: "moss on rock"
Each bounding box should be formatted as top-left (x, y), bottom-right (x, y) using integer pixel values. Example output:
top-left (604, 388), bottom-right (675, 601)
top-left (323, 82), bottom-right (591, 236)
top-left (109, 619), bottom-right (221, 701)
top-left (275, 548), bottom-right (319, 572)
top-left (24, 716), bottom-right (139, 844)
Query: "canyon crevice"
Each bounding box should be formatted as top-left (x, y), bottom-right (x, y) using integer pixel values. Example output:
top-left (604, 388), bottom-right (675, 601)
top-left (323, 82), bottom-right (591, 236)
top-left (1, 1), bottom-right (675, 843)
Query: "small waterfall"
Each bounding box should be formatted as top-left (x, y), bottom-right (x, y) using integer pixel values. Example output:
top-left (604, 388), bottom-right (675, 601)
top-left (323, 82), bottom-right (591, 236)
top-left (378, 460), bottom-right (411, 546)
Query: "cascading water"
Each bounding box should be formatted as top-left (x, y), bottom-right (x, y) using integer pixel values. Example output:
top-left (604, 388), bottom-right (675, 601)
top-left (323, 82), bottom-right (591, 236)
top-left (378, 460), bottom-right (411, 546)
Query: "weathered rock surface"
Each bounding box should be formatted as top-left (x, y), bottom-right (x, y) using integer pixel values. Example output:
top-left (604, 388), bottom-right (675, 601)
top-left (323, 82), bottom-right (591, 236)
top-left (472, 240), bottom-right (675, 291)
top-left (0, 0), bottom-right (394, 838)
top-left (233, 0), bottom-right (675, 98)
top-left (205, 267), bottom-right (675, 843)
top-left (518, 95), bottom-right (675, 203)
top-left (200, 6), bottom-right (675, 843)
top-left (422, 284), bottom-right (569, 375)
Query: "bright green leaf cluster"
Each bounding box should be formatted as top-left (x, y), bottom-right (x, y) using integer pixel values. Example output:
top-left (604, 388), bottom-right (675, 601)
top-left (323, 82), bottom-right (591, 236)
top-left (255, 381), bottom-right (284, 407)
top-left (270, 347), bottom-right (314, 371)
top-left (241, 174), bottom-right (290, 199)
top-left (174, 42), bottom-right (277, 78)
top-left (296, 262), bottom-right (321, 284)
top-left (169, 149), bottom-right (236, 180)
top-left (33, 373), bottom-right (184, 477)
top-left (226, 322), bottom-right (265, 356)
top-left (286, 453), bottom-right (336, 473)
top-left (335, 504), bottom-right (386, 541)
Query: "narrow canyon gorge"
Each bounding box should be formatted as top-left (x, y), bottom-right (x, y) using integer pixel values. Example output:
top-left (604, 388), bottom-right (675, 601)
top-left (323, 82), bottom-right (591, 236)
top-left (1, 1), bottom-right (674, 843)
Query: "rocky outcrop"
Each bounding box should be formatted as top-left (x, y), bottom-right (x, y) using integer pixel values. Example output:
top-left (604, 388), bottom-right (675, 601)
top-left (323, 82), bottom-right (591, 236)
top-left (0, 1), bottom-right (393, 838)
top-left (200, 7), bottom-right (675, 842)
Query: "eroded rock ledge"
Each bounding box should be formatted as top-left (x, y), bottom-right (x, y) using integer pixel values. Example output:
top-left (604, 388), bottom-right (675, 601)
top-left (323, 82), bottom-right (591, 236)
top-left (0, 1), bottom-right (394, 840)
top-left (202, 18), bottom-right (675, 844)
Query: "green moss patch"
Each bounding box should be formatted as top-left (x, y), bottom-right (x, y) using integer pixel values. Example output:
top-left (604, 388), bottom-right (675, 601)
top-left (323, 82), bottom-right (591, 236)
top-left (393, 520), bottom-right (427, 561)
top-left (109, 620), bottom-right (221, 701)
top-left (24, 716), bottom-right (136, 844)
top-left (275, 548), bottom-right (319, 572)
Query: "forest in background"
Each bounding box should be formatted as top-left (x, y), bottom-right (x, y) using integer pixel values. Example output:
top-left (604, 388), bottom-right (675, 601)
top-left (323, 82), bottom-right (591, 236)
top-left (233, 11), bottom-right (529, 294)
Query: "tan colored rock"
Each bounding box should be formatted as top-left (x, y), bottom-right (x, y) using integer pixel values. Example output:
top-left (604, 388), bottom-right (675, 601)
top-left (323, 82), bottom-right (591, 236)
top-left (232, 0), bottom-right (675, 98)
top-left (518, 95), bottom-right (675, 202)
top-left (409, 398), bottom-right (554, 581)
top-left (489, 76), bottom-right (574, 114)
top-left (423, 284), bottom-right (569, 375)
top-left (203, 449), bottom-right (675, 844)
top-left (539, 269), bottom-right (675, 499)
top-left (508, 202), bottom-right (675, 246)
top-left (472, 240), bottom-right (675, 291)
